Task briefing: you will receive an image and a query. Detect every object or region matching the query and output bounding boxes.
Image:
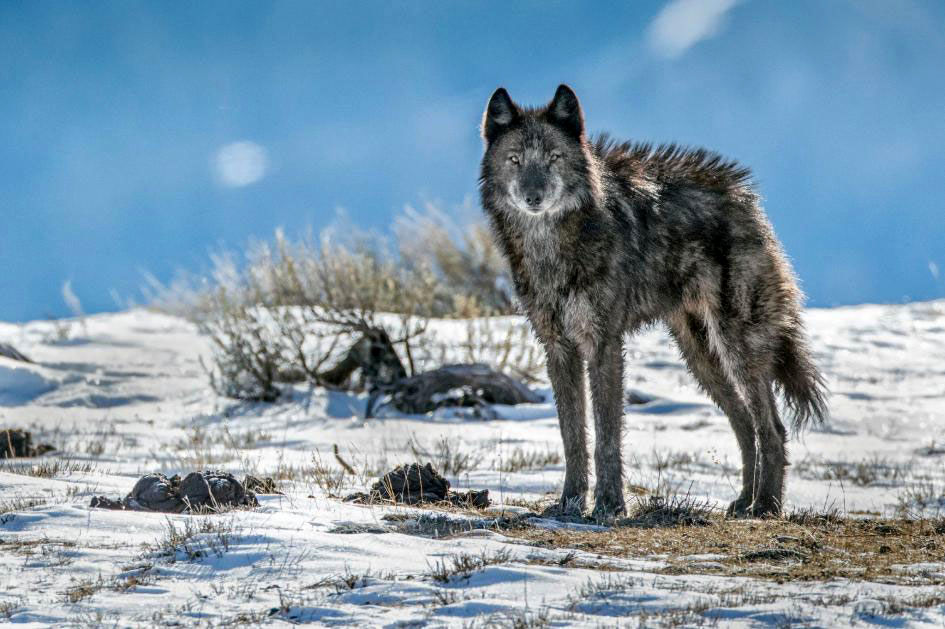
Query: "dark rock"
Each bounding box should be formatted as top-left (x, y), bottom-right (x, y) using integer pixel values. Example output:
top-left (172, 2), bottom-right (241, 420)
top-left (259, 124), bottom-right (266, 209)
top-left (449, 489), bottom-right (491, 509)
top-left (369, 363), bottom-right (541, 417)
top-left (180, 470), bottom-right (255, 510)
top-left (0, 429), bottom-right (56, 458)
top-left (343, 462), bottom-right (490, 509)
top-left (0, 429), bottom-right (31, 458)
top-left (128, 473), bottom-right (186, 513)
top-left (375, 462), bottom-right (450, 504)
top-left (90, 470), bottom-right (257, 513)
top-left (89, 496), bottom-right (125, 510)
top-left (243, 475), bottom-right (280, 494)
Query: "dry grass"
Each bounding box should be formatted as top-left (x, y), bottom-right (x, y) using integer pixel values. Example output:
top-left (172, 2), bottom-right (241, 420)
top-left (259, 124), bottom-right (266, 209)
top-left (168, 423), bottom-right (275, 471)
top-left (1, 536), bottom-right (78, 569)
top-left (510, 514), bottom-right (945, 585)
top-left (175, 424), bottom-right (273, 452)
top-left (497, 447), bottom-right (562, 473)
top-left (427, 548), bottom-right (513, 583)
top-left (140, 516), bottom-right (236, 563)
top-left (622, 490), bottom-right (714, 527)
top-left (897, 479), bottom-right (945, 517)
top-left (454, 318), bottom-right (545, 383)
top-left (64, 576), bottom-right (105, 604)
top-left (0, 600), bottom-right (22, 620)
top-left (408, 435), bottom-right (483, 478)
top-left (309, 448), bottom-right (351, 497)
top-left (795, 454), bottom-right (913, 487)
top-left (0, 458), bottom-right (98, 478)
top-left (0, 496), bottom-right (49, 522)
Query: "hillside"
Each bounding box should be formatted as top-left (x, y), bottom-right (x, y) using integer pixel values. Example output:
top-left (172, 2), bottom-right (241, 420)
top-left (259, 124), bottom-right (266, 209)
top-left (1, 302), bottom-right (944, 626)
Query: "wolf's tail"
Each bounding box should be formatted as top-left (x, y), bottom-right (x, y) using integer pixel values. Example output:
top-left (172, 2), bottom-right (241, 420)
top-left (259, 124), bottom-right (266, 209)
top-left (773, 327), bottom-right (828, 433)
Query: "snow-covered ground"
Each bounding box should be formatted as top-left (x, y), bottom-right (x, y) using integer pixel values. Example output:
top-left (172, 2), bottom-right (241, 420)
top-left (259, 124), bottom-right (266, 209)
top-left (1, 302), bottom-right (944, 626)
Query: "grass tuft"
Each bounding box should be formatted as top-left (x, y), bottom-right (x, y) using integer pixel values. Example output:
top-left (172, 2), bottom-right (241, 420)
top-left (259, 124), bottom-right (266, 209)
top-left (427, 548), bottom-right (513, 584)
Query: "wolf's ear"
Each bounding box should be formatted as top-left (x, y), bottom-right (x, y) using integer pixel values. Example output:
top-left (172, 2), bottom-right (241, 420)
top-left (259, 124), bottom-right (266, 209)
top-left (546, 84), bottom-right (584, 139)
top-left (482, 87), bottom-right (519, 144)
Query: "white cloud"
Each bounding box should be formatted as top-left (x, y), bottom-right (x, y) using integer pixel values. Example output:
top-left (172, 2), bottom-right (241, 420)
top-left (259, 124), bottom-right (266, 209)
top-left (61, 280), bottom-right (83, 317)
top-left (214, 141), bottom-right (268, 187)
top-left (647, 0), bottom-right (741, 59)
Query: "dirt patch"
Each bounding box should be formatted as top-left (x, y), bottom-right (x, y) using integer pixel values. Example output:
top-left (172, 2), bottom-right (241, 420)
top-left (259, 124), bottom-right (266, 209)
top-left (510, 515), bottom-right (945, 585)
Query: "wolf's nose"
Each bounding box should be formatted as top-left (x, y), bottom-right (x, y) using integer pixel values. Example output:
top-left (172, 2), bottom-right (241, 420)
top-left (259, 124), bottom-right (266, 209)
top-left (525, 193), bottom-right (542, 206)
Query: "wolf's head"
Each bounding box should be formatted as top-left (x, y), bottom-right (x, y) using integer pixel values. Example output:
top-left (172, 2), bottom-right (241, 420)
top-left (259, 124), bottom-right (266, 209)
top-left (480, 84), bottom-right (599, 217)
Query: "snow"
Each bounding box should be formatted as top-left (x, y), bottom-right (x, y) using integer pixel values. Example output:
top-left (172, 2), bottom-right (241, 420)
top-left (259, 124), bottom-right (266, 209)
top-left (0, 360), bottom-right (61, 406)
top-left (0, 303), bottom-right (944, 625)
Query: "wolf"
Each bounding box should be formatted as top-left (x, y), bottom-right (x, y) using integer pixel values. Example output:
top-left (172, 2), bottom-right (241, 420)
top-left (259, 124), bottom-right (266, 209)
top-left (478, 84), bottom-right (827, 520)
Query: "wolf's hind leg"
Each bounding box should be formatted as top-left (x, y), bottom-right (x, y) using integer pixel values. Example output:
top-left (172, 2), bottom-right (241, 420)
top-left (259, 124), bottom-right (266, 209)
top-left (545, 341), bottom-right (589, 514)
top-left (588, 339), bottom-right (626, 520)
top-left (743, 378), bottom-right (788, 516)
top-left (668, 313), bottom-right (758, 516)
top-left (715, 324), bottom-right (788, 517)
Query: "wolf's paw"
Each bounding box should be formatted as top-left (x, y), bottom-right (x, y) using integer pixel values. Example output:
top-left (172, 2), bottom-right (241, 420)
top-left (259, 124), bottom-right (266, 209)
top-left (726, 495), bottom-right (753, 518)
top-left (747, 499), bottom-right (782, 518)
top-left (542, 494), bottom-right (586, 519)
top-left (591, 494), bottom-right (626, 524)
top-left (727, 495), bottom-right (781, 519)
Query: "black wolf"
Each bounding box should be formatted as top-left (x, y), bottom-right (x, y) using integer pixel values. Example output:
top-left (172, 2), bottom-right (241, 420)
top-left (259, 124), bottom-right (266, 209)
top-left (479, 85), bottom-right (827, 520)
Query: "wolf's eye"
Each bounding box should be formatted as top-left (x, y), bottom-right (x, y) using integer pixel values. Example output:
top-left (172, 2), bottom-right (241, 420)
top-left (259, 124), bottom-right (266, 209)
top-left (549, 152), bottom-right (561, 162)
top-left (509, 154), bottom-right (520, 164)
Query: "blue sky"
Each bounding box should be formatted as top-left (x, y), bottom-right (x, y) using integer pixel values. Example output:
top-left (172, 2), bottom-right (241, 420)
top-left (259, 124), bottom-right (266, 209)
top-left (2, 1), bottom-right (943, 321)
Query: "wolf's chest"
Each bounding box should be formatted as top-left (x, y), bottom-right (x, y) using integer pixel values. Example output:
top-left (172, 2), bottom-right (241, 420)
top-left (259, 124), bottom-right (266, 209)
top-left (511, 219), bottom-right (606, 355)
top-left (519, 259), bottom-right (601, 357)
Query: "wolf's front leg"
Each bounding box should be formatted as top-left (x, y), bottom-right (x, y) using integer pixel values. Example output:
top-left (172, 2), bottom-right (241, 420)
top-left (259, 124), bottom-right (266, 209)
top-left (545, 341), bottom-right (588, 514)
top-left (588, 339), bottom-right (626, 521)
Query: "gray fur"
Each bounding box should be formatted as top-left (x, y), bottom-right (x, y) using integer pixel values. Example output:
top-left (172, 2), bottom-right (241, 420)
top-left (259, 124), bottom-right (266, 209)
top-left (479, 85), bottom-right (827, 519)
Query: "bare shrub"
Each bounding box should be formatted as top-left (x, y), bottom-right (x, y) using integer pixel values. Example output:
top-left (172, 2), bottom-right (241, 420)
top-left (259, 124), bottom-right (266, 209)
top-left (411, 317), bottom-right (545, 386)
top-left (151, 207), bottom-right (544, 401)
top-left (197, 228), bottom-right (436, 401)
top-left (395, 203), bottom-right (514, 317)
top-left (200, 290), bottom-right (286, 402)
top-left (458, 318), bottom-right (544, 382)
